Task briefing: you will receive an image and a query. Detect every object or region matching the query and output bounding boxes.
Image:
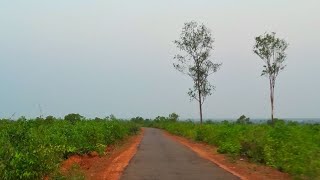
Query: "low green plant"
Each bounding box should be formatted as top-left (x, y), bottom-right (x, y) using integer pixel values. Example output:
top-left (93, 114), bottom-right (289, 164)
top-left (149, 120), bottom-right (320, 179)
top-left (0, 116), bottom-right (140, 179)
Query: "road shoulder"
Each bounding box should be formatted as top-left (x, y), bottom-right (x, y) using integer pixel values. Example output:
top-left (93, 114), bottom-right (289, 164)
top-left (60, 128), bottom-right (144, 180)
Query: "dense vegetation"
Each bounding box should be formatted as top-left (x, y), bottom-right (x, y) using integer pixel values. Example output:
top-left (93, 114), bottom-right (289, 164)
top-left (0, 115), bottom-right (140, 180)
top-left (146, 117), bottom-right (320, 179)
top-left (1, 113), bottom-right (319, 179)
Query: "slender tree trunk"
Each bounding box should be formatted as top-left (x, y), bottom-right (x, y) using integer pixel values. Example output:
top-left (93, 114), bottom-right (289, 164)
top-left (198, 89), bottom-right (203, 124)
top-left (271, 90), bottom-right (274, 124)
top-left (269, 78), bottom-right (274, 124)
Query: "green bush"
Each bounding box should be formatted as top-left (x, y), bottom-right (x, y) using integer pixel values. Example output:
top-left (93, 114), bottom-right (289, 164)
top-left (64, 113), bottom-right (83, 124)
top-left (0, 117), bottom-right (140, 180)
top-left (150, 120), bottom-right (320, 179)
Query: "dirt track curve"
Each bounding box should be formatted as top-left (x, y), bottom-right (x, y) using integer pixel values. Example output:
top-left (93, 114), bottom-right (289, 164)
top-left (121, 128), bottom-right (239, 180)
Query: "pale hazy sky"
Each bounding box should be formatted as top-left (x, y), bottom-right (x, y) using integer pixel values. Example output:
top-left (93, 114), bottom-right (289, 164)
top-left (0, 0), bottom-right (319, 119)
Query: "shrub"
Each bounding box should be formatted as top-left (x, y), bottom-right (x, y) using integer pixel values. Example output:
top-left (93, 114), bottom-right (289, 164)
top-left (0, 117), bottom-right (140, 179)
top-left (149, 120), bottom-right (320, 179)
top-left (64, 113), bottom-right (83, 124)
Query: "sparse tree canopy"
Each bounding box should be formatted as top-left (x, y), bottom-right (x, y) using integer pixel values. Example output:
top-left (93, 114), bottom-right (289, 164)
top-left (173, 21), bottom-right (221, 124)
top-left (253, 32), bottom-right (288, 124)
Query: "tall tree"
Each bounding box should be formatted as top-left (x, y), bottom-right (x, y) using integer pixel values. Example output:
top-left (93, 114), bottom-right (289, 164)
top-left (253, 32), bottom-right (288, 124)
top-left (173, 21), bottom-right (221, 124)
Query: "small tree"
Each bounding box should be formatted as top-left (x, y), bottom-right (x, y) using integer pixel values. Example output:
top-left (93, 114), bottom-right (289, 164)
top-left (173, 21), bottom-right (221, 124)
top-left (236, 115), bottom-right (251, 124)
top-left (154, 116), bottom-right (166, 122)
top-left (107, 114), bottom-right (117, 120)
top-left (64, 113), bottom-right (83, 124)
top-left (168, 113), bottom-right (179, 122)
top-left (253, 32), bottom-right (288, 124)
top-left (45, 115), bottom-right (55, 122)
top-left (130, 116), bottom-right (144, 124)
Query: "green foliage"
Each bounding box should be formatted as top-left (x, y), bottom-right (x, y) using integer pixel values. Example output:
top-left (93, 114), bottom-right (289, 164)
top-left (253, 32), bottom-right (289, 123)
top-left (130, 117), bottom-right (145, 124)
top-left (45, 115), bottom-right (56, 122)
top-left (154, 116), bottom-right (167, 122)
top-left (52, 164), bottom-right (85, 180)
top-left (150, 120), bottom-right (320, 179)
top-left (0, 117), bottom-right (140, 179)
top-left (107, 114), bottom-right (117, 120)
top-left (64, 113), bottom-right (83, 124)
top-left (168, 113), bottom-right (179, 122)
top-left (173, 21), bottom-right (222, 123)
top-left (253, 32), bottom-right (288, 77)
top-left (236, 115), bottom-right (251, 124)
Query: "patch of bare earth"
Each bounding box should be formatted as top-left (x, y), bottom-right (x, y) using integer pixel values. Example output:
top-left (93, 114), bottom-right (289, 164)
top-left (163, 131), bottom-right (292, 180)
top-left (60, 129), bottom-right (144, 180)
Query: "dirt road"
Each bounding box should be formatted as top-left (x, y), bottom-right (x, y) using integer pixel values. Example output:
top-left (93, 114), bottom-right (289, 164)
top-left (121, 128), bottom-right (239, 180)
